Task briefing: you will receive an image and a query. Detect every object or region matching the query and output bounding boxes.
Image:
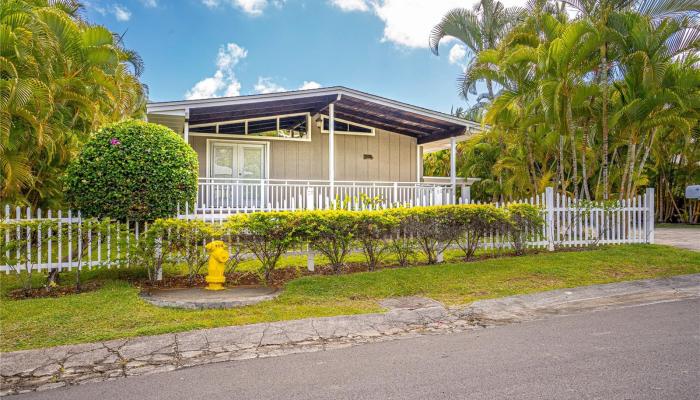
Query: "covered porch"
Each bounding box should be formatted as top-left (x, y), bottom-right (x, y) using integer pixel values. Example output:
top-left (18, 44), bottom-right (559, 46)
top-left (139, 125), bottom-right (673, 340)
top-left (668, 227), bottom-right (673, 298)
top-left (147, 87), bottom-right (480, 212)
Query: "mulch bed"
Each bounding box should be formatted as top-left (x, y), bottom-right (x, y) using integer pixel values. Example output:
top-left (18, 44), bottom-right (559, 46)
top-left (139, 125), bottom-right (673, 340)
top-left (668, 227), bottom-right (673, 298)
top-left (7, 281), bottom-right (104, 300)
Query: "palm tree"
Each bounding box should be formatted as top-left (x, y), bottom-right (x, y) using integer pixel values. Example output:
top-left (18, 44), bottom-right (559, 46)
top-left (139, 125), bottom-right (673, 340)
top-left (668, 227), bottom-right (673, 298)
top-left (562, 0), bottom-right (700, 199)
top-left (536, 18), bottom-right (601, 198)
top-left (0, 0), bottom-right (146, 207)
top-left (608, 12), bottom-right (699, 199)
top-left (429, 0), bottom-right (523, 102)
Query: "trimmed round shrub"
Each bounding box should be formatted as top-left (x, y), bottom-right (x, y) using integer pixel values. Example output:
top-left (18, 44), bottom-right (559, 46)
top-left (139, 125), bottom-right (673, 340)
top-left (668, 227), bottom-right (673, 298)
top-left (64, 120), bottom-right (198, 220)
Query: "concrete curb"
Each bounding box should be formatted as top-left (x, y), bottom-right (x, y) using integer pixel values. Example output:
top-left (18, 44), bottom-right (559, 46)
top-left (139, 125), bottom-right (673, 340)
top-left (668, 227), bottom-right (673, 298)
top-left (2, 274), bottom-right (699, 396)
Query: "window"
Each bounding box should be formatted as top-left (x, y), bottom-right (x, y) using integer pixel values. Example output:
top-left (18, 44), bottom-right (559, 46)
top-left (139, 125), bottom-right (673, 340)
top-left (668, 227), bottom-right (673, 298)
top-left (188, 113), bottom-right (310, 141)
top-left (321, 116), bottom-right (374, 136)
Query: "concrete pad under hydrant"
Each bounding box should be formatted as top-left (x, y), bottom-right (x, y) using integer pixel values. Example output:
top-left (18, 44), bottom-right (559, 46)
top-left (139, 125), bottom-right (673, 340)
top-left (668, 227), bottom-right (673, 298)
top-left (140, 286), bottom-right (281, 309)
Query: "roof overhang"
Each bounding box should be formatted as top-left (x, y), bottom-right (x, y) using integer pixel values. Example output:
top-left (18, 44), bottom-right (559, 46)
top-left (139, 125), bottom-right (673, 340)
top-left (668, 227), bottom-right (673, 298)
top-left (146, 86), bottom-right (481, 144)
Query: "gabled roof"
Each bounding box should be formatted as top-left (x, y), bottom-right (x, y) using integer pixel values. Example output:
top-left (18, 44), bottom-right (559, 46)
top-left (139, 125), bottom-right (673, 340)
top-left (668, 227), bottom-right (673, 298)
top-left (146, 86), bottom-right (481, 144)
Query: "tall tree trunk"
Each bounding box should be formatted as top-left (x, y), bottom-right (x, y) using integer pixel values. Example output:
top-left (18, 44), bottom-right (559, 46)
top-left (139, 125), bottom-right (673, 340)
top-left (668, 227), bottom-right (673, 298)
top-left (525, 129), bottom-right (538, 195)
top-left (626, 142), bottom-right (638, 199)
top-left (566, 100), bottom-right (579, 199)
top-left (490, 80), bottom-right (504, 202)
top-left (581, 118), bottom-right (591, 200)
top-left (558, 135), bottom-right (565, 193)
top-left (600, 43), bottom-right (610, 200)
top-left (619, 143), bottom-right (635, 201)
top-left (634, 127), bottom-right (657, 195)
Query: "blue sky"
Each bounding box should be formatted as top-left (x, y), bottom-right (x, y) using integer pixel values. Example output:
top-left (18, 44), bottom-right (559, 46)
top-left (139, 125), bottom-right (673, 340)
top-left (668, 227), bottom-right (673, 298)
top-left (82, 0), bottom-right (508, 113)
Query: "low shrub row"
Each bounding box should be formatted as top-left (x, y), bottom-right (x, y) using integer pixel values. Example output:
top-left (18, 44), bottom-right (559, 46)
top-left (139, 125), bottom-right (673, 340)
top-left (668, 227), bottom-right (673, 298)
top-left (140, 204), bottom-right (543, 284)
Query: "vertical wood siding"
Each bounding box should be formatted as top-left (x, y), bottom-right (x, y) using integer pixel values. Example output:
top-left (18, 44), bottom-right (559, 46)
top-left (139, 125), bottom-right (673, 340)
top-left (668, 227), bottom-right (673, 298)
top-left (188, 121), bottom-right (418, 182)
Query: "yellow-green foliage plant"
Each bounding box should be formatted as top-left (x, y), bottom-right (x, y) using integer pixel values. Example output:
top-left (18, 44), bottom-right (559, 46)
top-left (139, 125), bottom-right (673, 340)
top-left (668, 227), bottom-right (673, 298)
top-left (300, 210), bottom-right (359, 274)
top-left (383, 208), bottom-right (418, 267)
top-left (353, 210), bottom-right (399, 271)
top-left (228, 211), bottom-right (306, 284)
top-left (137, 219), bottom-right (223, 283)
top-left (505, 204), bottom-right (544, 255)
top-left (452, 205), bottom-right (509, 260)
top-left (395, 206), bottom-right (462, 264)
top-left (0, 220), bottom-right (57, 293)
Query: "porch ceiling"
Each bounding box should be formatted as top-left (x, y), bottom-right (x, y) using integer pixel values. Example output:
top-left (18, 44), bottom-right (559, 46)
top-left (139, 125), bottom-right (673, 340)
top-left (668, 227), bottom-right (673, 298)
top-left (148, 86), bottom-right (480, 144)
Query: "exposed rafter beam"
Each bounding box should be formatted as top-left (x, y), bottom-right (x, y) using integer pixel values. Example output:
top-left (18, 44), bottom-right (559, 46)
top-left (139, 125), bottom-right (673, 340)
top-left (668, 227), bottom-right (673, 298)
top-left (333, 104), bottom-right (447, 132)
top-left (417, 126), bottom-right (466, 144)
top-left (337, 97), bottom-right (453, 130)
top-left (331, 111), bottom-right (432, 138)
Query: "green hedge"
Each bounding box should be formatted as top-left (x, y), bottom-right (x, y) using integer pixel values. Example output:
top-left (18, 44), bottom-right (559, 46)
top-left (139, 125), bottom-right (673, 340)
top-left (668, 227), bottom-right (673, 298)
top-left (138, 204), bottom-right (542, 284)
top-left (64, 120), bottom-right (198, 221)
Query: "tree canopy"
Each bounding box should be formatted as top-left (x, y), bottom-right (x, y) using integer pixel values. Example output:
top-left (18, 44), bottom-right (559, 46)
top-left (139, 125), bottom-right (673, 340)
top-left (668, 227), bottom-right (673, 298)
top-left (427, 0), bottom-right (700, 222)
top-left (0, 0), bottom-right (147, 207)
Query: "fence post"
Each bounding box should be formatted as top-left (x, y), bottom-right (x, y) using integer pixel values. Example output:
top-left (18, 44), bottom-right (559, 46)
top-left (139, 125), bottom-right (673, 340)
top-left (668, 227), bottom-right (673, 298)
top-left (646, 187), bottom-right (655, 244)
top-left (155, 237), bottom-right (163, 281)
top-left (545, 187), bottom-right (555, 251)
top-left (306, 245), bottom-right (315, 272)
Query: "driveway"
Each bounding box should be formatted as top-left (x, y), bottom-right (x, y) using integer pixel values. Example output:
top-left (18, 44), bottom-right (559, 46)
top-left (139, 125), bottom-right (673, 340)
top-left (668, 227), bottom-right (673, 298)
top-left (14, 298), bottom-right (700, 400)
top-left (655, 226), bottom-right (700, 251)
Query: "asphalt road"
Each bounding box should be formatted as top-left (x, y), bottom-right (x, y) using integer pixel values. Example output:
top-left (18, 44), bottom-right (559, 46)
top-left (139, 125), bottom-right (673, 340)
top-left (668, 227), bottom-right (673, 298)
top-left (15, 299), bottom-right (700, 400)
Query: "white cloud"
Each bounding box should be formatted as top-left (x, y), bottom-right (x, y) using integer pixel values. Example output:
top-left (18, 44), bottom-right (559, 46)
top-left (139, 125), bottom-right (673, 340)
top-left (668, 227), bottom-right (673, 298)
top-left (201, 0), bottom-right (269, 15)
top-left (141, 0), bottom-right (158, 7)
top-left (371, 0), bottom-right (464, 48)
top-left (448, 43), bottom-right (467, 65)
top-left (299, 81), bottom-right (322, 90)
top-left (253, 77), bottom-right (287, 94)
top-left (253, 78), bottom-right (323, 94)
top-left (329, 0), bottom-right (369, 12)
top-left (329, 0), bottom-right (522, 49)
top-left (235, 0), bottom-right (268, 15)
top-left (216, 43), bottom-right (248, 70)
top-left (185, 42), bottom-right (248, 100)
top-left (113, 4), bottom-right (131, 21)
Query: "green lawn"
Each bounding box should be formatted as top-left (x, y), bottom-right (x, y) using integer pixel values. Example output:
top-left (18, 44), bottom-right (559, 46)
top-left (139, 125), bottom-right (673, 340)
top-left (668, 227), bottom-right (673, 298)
top-left (1, 244), bottom-right (699, 352)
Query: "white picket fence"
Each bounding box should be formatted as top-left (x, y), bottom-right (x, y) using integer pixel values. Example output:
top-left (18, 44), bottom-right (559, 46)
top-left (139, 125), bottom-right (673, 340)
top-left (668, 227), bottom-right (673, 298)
top-left (0, 206), bottom-right (148, 273)
top-left (0, 187), bottom-right (655, 273)
top-left (480, 187), bottom-right (655, 251)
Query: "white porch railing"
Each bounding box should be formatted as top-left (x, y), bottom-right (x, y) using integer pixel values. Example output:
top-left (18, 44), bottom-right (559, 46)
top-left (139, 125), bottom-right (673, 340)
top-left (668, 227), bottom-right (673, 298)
top-left (195, 178), bottom-right (468, 212)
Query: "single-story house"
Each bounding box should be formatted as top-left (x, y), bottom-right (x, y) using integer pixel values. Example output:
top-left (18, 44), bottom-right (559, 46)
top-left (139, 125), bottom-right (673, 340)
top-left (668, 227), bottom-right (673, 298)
top-left (146, 86), bottom-right (480, 211)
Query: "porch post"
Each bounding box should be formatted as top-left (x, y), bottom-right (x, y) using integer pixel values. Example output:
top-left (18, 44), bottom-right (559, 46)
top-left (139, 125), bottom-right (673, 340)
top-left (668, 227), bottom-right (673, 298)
top-left (450, 135), bottom-right (457, 204)
top-left (183, 108), bottom-right (190, 145)
top-left (416, 145), bottom-right (423, 183)
top-left (329, 103), bottom-right (335, 202)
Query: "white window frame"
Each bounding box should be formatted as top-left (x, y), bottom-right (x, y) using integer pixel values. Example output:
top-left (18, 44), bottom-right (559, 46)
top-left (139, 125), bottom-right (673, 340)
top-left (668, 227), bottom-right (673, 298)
top-left (205, 139), bottom-right (270, 179)
top-left (189, 112), bottom-right (311, 142)
top-left (320, 115), bottom-right (375, 136)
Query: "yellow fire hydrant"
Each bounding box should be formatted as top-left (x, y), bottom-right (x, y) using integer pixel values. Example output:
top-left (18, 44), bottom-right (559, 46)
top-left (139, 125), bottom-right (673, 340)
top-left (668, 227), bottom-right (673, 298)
top-left (205, 241), bottom-right (229, 291)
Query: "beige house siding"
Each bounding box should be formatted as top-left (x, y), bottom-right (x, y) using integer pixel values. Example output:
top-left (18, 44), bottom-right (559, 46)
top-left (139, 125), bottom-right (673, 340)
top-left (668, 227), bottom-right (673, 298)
top-left (186, 120), bottom-right (417, 182)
